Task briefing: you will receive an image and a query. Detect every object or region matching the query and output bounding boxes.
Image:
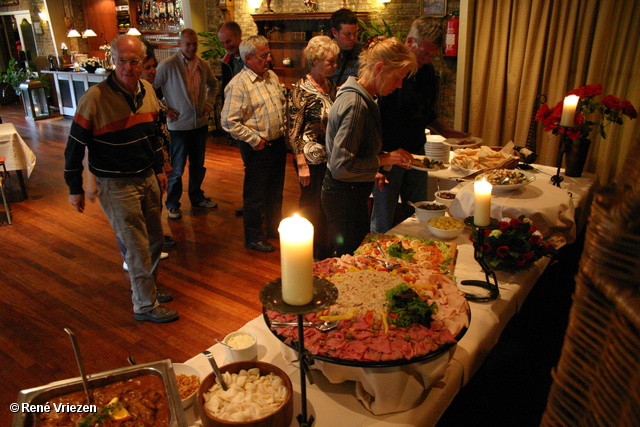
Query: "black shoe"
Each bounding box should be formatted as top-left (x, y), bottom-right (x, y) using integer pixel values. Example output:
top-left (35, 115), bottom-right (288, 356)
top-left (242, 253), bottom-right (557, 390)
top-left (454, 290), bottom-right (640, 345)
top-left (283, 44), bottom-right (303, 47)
top-left (163, 235), bottom-right (176, 248)
top-left (156, 288), bottom-right (173, 303)
top-left (235, 208), bottom-right (244, 217)
top-left (134, 306), bottom-right (179, 323)
top-left (245, 241), bottom-right (275, 253)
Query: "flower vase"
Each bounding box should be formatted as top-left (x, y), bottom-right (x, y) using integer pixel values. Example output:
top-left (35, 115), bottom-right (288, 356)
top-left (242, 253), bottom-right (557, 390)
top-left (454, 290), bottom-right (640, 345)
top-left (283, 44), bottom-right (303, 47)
top-left (564, 138), bottom-right (591, 177)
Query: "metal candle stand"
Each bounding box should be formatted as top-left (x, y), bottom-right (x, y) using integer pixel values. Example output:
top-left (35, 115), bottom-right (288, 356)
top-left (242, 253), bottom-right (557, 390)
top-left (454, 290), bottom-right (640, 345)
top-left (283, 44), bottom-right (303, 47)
top-left (259, 277), bottom-right (338, 427)
top-left (551, 125), bottom-right (576, 188)
top-left (462, 217), bottom-right (500, 302)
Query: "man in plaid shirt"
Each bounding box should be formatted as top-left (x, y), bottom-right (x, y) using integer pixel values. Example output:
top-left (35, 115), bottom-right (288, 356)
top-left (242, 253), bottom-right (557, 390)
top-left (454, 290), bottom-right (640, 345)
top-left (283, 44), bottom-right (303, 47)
top-left (221, 35), bottom-right (286, 253)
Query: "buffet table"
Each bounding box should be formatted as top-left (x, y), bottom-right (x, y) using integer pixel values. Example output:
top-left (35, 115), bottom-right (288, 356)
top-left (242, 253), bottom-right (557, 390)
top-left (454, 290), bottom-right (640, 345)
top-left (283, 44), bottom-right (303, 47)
top-left (183, 221), bottom-right (550, 426)
top-left (179, 165), bottom-right (599, 426)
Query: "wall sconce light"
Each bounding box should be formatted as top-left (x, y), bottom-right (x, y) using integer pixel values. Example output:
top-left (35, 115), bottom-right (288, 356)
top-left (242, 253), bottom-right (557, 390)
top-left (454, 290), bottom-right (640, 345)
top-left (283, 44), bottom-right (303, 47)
top-left (82, 29), bottom-right (97, 38)
top-left (67, 29), bottom-right (81, 37)
top-left (127, 27), bottom-right (142, 36)
top-left (380, 0), bottom-right (391, 5)
top-left (247, 0), bottom-right (262, 13)
top-left (38, 12), bottom-right (49, 22)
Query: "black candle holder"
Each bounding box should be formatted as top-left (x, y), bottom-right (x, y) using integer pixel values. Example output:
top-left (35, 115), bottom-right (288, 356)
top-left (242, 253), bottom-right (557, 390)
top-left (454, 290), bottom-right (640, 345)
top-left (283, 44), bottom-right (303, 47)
top-left (551, 125), bottom-right (577, 188)
top-left (462, 217), bottom-right (500, 302)
top-left (260, 277), bottom-right (338, 427)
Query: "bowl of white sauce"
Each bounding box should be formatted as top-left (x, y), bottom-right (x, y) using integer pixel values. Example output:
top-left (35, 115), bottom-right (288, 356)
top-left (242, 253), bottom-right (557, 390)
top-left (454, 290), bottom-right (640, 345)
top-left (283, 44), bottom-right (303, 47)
top-left (223, 331), bottom-right (258, 363)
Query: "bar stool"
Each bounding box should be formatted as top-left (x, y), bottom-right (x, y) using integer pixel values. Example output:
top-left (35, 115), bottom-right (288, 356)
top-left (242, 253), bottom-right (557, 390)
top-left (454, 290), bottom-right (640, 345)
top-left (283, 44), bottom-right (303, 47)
top-left (0, 156), bottom-right (11, 224)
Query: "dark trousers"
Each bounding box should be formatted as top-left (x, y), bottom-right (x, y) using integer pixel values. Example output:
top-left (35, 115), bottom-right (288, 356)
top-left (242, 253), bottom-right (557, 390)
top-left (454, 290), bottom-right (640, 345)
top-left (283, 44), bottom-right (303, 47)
top-left (321, 170), bottom-right (374, 257)
top-left (294, 160), bottom-right (330, 260)
top-left (166, 126), bottom-right (208, 209)
top-left (238, 138), bottom-right (286, 244)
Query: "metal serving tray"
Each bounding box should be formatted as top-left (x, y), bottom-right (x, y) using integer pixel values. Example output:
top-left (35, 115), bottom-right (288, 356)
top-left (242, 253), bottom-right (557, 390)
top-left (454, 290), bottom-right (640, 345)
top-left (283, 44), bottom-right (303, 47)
top-left (12, 359), bottom-right (186, 427)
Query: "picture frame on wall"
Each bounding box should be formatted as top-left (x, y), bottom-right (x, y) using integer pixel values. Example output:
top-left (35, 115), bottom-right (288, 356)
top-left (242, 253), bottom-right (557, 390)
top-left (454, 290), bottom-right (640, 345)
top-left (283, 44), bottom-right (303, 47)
top-left (423, 0), bottom-right (447, 17)
top-left (33, 22), bottom-right (44, 35)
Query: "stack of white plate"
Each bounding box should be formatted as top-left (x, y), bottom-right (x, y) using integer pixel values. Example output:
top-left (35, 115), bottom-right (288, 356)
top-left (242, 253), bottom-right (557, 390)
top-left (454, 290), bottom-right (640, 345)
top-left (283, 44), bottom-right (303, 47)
top-left (424, 135), bottom-right (450, 164)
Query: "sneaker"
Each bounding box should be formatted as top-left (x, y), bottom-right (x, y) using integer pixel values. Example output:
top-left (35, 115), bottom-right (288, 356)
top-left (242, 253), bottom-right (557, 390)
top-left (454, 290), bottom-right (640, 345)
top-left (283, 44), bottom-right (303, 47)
top-left (168, 207), bottom-right (182, 220)
top-left (134, 305), bottom-right (179, 323)
top-left (163, 235), bottom-right (177, 248)
top-left (195, 197), bottom-right (218, 208)
top-left (124, 253), bottom-right (168, 271)
top-left (245, 240), bottom-right (275, 253)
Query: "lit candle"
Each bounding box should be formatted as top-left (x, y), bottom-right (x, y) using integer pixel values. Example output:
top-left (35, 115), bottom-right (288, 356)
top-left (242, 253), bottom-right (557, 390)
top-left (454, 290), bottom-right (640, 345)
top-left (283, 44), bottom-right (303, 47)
top-left (474, 178), bottom-right (492, 227)
top-left (74, 62), bottom-right (80, 72)
top-left (278, 213), bottom-right (314, 306)
top-left (560, 94), bottom-right (579, 127)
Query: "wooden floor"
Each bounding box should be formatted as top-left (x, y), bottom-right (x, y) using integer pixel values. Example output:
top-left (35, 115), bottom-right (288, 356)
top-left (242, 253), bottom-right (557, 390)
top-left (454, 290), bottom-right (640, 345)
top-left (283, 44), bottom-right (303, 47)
top-left (0, 103), bottom-right (302, 424)
top-left (0, 102), bottom-right (578, 426)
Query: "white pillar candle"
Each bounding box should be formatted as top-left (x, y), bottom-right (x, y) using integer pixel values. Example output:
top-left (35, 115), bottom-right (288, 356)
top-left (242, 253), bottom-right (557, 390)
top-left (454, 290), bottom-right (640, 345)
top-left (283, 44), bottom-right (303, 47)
top-left (474, 179), bottom-right (492, 227)
top-left (560, 94), bottom-right (579, 127)
top-left (279, 214), bottom-right (314, 306)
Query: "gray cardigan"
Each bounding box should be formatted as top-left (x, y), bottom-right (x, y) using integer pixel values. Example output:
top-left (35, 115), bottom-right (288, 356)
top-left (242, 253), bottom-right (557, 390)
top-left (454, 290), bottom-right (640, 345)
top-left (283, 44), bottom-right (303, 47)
top-left (154, 53), bottom-right (218, 131)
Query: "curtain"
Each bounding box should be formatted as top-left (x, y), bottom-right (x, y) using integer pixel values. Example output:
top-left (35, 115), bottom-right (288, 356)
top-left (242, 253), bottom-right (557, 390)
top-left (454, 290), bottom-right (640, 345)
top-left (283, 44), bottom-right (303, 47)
top-left (466, 0), bottom-right (640, 184)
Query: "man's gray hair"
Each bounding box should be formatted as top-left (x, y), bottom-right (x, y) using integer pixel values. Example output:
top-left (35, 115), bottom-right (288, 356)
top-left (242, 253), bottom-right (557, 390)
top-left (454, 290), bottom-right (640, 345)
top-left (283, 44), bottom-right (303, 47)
top-left (239, 35), bottom-right (269, 63)
top-left (407, 16), bottom-right (444, 47)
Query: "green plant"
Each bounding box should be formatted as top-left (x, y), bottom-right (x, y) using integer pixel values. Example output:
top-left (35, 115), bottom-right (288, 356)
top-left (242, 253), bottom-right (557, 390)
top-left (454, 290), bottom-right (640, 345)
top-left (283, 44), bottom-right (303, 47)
top-left (358, 19), bottom-right (405, 44)
top-left (197, 32), bottom-right (227, 61)
top-left (0, 57), bottom-right (36, 93)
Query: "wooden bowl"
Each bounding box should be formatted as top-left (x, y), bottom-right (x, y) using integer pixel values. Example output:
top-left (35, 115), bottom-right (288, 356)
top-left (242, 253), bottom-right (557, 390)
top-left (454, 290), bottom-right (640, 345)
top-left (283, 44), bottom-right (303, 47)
top-left (197, 361), bottom-right (293, 427)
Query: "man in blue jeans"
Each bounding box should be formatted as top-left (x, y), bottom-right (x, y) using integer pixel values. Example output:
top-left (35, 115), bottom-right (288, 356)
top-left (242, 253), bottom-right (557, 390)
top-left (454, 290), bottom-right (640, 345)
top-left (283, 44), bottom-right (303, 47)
top-left (154, 28), bottom-right (219, 220)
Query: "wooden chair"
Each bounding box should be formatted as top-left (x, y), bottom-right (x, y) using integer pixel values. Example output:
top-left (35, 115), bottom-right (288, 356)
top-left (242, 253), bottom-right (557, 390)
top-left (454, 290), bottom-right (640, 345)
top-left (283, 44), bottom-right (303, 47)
top-left (540, 140), bottom-right (640, 426)
top-left (0, 156), bottom-right (11, 224)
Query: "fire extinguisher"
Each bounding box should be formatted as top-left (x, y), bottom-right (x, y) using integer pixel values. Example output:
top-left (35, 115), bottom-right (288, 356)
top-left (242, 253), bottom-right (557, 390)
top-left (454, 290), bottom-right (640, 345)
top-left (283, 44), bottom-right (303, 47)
top-left (444, 12), bottom-right (459, 57)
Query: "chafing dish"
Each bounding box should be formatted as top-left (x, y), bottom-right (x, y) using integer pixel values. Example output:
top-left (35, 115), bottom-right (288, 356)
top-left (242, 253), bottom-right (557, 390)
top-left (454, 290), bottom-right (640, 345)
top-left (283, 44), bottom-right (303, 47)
top-left (12, 359), bottom-right (186, 427)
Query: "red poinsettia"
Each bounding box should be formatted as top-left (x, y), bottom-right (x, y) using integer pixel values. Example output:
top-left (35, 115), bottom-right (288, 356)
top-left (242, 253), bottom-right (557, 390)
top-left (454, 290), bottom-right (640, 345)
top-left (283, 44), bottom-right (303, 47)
top-left (536, 84), bottom-right (637, 141)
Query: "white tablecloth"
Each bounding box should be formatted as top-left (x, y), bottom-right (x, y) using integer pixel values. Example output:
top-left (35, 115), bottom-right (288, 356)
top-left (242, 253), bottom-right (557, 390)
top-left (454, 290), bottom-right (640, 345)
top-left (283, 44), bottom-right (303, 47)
top-left (448, 178), bottom-right (576, 243)
top-left (0, 123), bottom-right (36, 177)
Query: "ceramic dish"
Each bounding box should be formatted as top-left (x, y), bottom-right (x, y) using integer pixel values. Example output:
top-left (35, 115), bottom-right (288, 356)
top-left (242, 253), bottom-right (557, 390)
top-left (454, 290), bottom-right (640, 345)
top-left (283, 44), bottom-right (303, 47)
top-left (173, 362), bottom-right (202, 409)
top-left (409, 155), bottom-right (448, 171)
top-left (478, 169), bottom-right (536, 191)
top-left (443, 136), bottom-right (483, 148)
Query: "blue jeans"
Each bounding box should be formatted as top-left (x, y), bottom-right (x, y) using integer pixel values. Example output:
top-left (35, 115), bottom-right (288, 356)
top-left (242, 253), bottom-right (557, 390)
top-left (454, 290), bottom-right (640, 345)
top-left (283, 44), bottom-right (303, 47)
top-left (96, 170), bottom-right (163, 313)
top-left (370, 165), bottom-right (428, 234)
top-left (166, 126), bottom-right (208, 209)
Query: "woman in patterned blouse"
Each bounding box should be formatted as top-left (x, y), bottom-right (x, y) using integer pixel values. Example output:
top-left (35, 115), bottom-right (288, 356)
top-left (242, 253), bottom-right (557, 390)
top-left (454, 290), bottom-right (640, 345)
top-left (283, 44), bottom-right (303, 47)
top-left (288, 36), bottom-right (340, 259)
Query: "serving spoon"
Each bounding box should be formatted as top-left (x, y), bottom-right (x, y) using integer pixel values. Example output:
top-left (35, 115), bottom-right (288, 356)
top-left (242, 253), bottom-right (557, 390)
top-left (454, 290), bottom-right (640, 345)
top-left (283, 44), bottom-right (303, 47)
top-left (202, 350), bottom-right (227, 391)
top-left (64, 327), bottom-right (92, 405)
top-left (270, 320), bottom-right (341, 332)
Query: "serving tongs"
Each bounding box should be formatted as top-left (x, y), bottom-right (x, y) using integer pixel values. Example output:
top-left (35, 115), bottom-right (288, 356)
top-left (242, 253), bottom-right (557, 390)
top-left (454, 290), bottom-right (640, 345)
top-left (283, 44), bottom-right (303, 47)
top-left (64, 327), bottom-right (92, 405)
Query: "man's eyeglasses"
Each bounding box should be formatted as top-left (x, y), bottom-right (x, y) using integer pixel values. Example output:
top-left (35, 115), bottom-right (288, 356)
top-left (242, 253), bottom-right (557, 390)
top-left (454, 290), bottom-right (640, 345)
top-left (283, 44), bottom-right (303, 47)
top-left (117, 58), bottom-right (142, 66)
top-left (253, 52), bottom-right (272, 60)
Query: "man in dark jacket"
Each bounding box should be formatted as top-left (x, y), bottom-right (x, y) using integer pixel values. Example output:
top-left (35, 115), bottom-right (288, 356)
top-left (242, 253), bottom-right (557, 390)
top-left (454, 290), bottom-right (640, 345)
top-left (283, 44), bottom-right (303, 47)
top-left (218, 21), bottom-right (243, 94)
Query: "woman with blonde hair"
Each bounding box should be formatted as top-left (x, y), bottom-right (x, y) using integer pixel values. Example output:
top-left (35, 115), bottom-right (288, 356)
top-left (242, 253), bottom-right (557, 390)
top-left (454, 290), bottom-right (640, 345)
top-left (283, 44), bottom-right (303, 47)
top-left (288, 35), bottom-right (339, 259)
top-left (321, 37), bottom-right (418, 256)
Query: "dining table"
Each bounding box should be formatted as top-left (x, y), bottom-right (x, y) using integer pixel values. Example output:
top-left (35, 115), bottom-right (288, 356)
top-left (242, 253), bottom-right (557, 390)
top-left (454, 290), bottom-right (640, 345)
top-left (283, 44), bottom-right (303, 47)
top-left (180, 166), bottom-right (599, 427)
top-left (0, 122), bottom-right (36, 199)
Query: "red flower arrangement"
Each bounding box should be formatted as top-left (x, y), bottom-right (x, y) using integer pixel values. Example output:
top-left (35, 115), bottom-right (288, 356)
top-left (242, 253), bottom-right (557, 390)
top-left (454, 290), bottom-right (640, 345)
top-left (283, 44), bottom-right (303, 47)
top-left (470, 215), bottom-right (557, 271)
top-left (535, 84), bottom-right (637, 142)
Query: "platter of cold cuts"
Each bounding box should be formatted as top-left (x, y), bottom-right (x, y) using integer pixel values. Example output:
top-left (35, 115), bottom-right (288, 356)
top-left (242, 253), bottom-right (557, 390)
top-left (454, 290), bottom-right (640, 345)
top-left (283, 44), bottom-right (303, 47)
top-left (264, 234), bottom-right (470, 367)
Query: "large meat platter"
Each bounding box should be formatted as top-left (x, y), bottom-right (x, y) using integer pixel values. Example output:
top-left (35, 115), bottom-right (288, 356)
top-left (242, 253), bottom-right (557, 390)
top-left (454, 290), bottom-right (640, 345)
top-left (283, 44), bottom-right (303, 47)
top-left (264, 234), bottom-right (470, 367)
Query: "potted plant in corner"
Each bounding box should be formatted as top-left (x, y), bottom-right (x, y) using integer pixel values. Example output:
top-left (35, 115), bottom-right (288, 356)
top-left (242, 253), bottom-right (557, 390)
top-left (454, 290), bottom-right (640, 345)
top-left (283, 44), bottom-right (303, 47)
top-left (0, 58), bottom-right (34, 105)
